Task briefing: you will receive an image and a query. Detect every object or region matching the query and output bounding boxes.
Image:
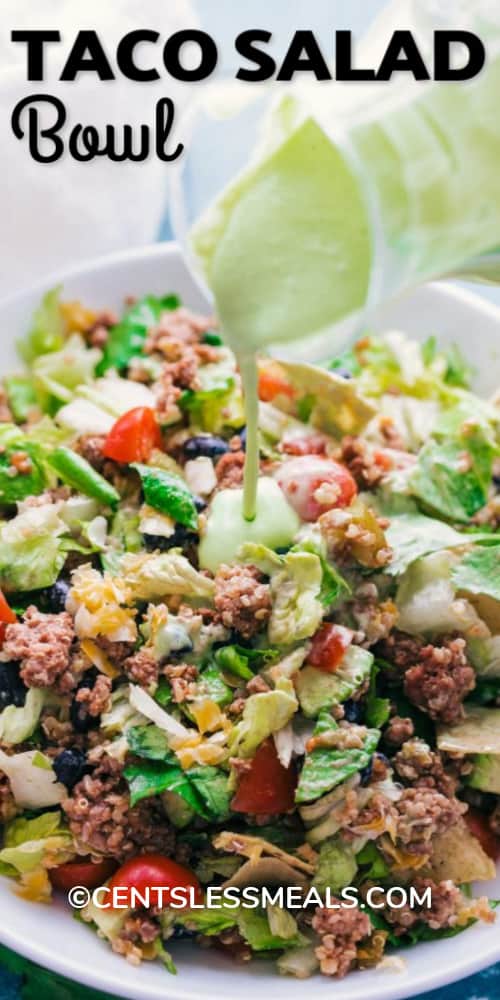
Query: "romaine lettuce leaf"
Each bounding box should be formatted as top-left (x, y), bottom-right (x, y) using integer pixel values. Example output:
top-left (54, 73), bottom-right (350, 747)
top-left (269, 551), bottom-right (323, 645)
top-left (0, 810), bottom-right (72, 875)
top-left (237, 907), bottom-right (306, 952)
top-left (3, 375), bottom-right (38, 423)
top-left (295, 647), bottom-right (373, 718)
top-left (121, 551), bottom-right (215, 601)
top-left (0, 689), bottom-right (46, 745)
top-left (33, 334), bottom-right (101, 405)
top-left (295, 710), bottom-right (380, 803)
top-left (410, 429), bottom-right (496, 523)
top-left (18, 287), bottom-right (64, 364)
top-left (313, 837), bottom-right (357, 894)
top-left (132, 464), bottom-right (198, 530)
top-left (97, 293), bottom-right (180, 374)
top-left (395, 550), bottom-right (485, 637)
top-left (180, 350), bottom-right (244, 432)
top-left (124, 724), bottom-right (231, 819)
top-left (229, 679), bottom-right (298, 758)
top-left (384, 512), bottom-right (473, 576)
top-left (452, 546), bottom-right (500, 603)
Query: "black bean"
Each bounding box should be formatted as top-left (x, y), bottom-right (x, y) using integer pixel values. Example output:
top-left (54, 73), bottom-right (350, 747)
top-left (343, 699), bottom-right (362, 723)
top-left (235, 426), bottom-right (247, 451)
top-left (334, 368), bottom-right (353, 380)
top-left (53, 748), bottom-right (88, 789)
top-left (37, 579), bottom-right (71, 614)
top-left (142, 525), bottom-right (198, 552)
top-left (70, 670), bottom-right (100, 733)
top-left (359, 758), bottom-right (373, 785)
top-left (0, 662), bottom-right (27, 711)
top-left (193, 495), bottom-right (207, 512)
top-left (183, 435), bottom-right (229, 461)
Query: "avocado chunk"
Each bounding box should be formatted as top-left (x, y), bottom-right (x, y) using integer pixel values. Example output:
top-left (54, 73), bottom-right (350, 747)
top-left (295, 646), bottom-right (373, 718)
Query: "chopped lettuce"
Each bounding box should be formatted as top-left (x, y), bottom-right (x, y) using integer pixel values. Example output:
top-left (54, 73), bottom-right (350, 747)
top-left (296, 647), bottom-right (373, 718)
top-left (467, 635), bottom-right (500, 678)
top-left (18, 286), bottom-right (64, 364)
top-left (269, 551), bottom-right (323, 645)
top-left (132, 464), bottom-right (198, 530)
top-left (365, 662), bottom-right (391, 728)
top-left (32, 334), bottom-right (101, 405)
top-left (0, 749), bottom-right (65, 808)
top-left (0, 811), bottom-right (72, 876)
top-left (0, 502), bottom-right (69, 592)
top-left (229, 679), bottom-right (298, 758)
top-left (0, 425), bottom-right (46, 506)
top-left (3, 375), bottom-right (38, 423)
top-left (313, 837), bottom-right (357, 894)
top-left (395, 550), bottom-right (485, 637)
top-left (384, 511), bottom-right (473, 576)
top-left (410, 429), bottom-right (496, 523)
top-left (237, 907), bottom-right (306, 952)
top-left (0, 689), bottom-right (46, 745)
top-left (295, 710), bottom-right (380, 803)
top-left (452, 546), bottom-right (500, 603)
top-left (121, 551), bottom-right (215, 601)
top-left (277, 944), bottom-right (320, 979)
top-left (97, 293), bottom-right (180, 373)
top-left (180, 350), bottom-right (244, 432)
top-left (124, 724), bottom-right (232, 819)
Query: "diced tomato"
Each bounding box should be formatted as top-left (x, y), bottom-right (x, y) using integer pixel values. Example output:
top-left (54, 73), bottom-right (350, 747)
top-left (275, 455), bottom-right (357, 521)
top-left (307, 623), bottom-right (353, 673)
top-left (108, 854), bottom-right (203, 910)
top-left (50, 857), bottom-right (117, 892)
top-left (258, 364), bottom-right (295, 403)
top-left (465, 809), bottom-right (500, 861)
top-left (103, 407), bottom-right (162, 464)
top-left (373, 449), bottom-right (393, 472)
top-left (0, 590), bottom-right (16, 646)
top-left (281, 432), bottom-right (328, 457)
top-left (231, 738), bottom-right (296, 815)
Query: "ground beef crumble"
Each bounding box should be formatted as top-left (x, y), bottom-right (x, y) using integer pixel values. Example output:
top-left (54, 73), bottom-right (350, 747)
top-left (404, 638), bottom-right (475, 723)
top-left (123, 648), bottom-right (159, 688)
top-left (63, 754), bottom-right (175, 861)
top-left (214, 564), bottom-right (271, 639)
top-left (215, 451), bottom-right (246, 490)
top-left (337, 435), bottom-right (386, 489)
top-left (350, 581), bottom-right (398, 647)
top-left (384, 715), bottom-right (415, 748)
top-left (381, 878), bottom-right (463, 936)
top-left (111, 914), bottom-right (160, 965)
top-left (163, 663), bottom-right (198, 703)
top-left (393, 787), bottom-right (466, 854)
top-left (379, 633), bottom-right (475, 722)
top-left (393, 739), bottom-right (458, 797)
top-left (75, 675), bottom-right (112, 718)
top-left (312, 902), bottom-right (372, 978)
top-left (2, 607), bottom-right (75, 693)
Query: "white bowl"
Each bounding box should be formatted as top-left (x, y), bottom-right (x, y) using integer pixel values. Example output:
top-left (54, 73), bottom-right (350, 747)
top-left (0, 243), bottom-right (499, 1000)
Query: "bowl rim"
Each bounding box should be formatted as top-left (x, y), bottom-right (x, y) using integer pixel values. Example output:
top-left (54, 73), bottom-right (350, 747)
top-left (0, 241), bottom-right (499, 1000)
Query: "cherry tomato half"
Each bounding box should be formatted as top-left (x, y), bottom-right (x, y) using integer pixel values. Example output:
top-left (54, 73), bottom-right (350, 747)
top-left (108, 854), bottom-right (203, 910)
top-left (231, 738), bottom-right (296, 815)
top-left (103, 407), bottom-right (162, 464)
top-left (307, 623), bottom-right (353, 673)
top-left (50, 857), bottom-right (117, 892)
top-left (465, 808), bottom-right (500, 861)
top-left (0, 590), bottom-right (16, 646)
top-left (275, 455), bottom-right (357, 522)
top-left (258, 364), bottom-right (295, 403)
